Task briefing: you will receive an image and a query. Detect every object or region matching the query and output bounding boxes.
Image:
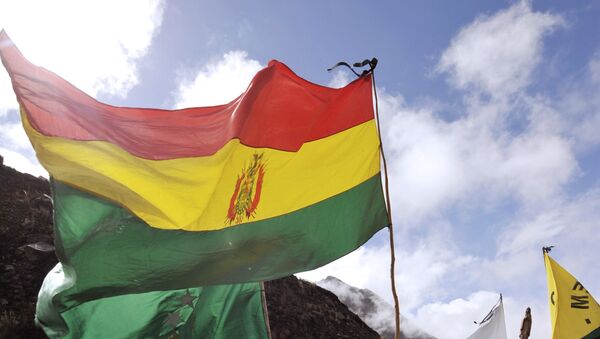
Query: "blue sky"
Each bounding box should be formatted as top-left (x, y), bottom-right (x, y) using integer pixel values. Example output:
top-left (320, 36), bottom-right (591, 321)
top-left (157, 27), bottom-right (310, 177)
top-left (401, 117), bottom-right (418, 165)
top-left (1, 1), bottom-right (599, 338)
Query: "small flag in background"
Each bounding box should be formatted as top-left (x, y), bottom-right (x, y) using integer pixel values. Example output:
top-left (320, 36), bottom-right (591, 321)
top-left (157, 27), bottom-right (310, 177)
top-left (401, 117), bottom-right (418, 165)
top-left (466, 294), bottom-right (507, 339)
top-left (0, 29), bottom-right (388, 338)
top-left (544, 252), bottom-right (600, 339)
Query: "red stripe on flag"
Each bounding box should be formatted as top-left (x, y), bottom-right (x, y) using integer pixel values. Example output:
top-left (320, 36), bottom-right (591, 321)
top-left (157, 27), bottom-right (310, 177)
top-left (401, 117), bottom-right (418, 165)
top-left (1, 31), bottom-right (374, 160)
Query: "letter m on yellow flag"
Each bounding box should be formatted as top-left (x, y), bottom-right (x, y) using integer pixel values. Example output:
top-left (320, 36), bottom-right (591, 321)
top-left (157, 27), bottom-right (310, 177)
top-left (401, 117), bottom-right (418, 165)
top-left (544, 252), bottom-right (600, 338)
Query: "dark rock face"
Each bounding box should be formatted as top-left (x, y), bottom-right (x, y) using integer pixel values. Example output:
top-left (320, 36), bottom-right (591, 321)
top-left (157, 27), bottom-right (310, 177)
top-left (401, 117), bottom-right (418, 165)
top-left (265, 276), bottom-right (380, 339)
top-left (0, 160), bottom-right (380, 338)
top-left (0, 164), bottom-right (54, 339)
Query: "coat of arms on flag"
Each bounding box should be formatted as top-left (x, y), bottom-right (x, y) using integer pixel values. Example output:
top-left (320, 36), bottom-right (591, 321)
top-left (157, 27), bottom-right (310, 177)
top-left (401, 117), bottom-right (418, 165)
top-left (228, 153), bottom-right (266, 225)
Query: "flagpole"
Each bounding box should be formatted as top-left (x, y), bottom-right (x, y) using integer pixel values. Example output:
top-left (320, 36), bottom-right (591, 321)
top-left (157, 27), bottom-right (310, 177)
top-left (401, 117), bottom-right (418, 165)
top-left (260, 281), bottom-right (273, 339)
top-left (326, 58), bottom-right (401, 338)
top-left (372, 69), bottom-right (402, 339)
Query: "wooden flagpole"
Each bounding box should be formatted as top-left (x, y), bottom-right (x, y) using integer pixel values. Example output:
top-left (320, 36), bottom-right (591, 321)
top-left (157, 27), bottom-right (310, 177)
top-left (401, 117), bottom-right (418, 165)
top-left (260, 281), bottom-right (273, 339)
top-left (326, 58), bottom-right (401, 338)
top-left (372, 70), bottom-right (402, 339)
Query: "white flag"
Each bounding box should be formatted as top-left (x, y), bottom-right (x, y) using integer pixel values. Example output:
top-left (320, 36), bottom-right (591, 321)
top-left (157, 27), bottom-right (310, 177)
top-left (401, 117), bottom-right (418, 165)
top-left (466, 296), bottom-right (507, 339)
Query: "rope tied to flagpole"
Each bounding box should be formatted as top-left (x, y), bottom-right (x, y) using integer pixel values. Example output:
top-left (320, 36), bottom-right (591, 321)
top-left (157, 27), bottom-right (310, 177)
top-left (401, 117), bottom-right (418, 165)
top-left (327, 58), bottom-right (402, 339)
top-left (327, 58), bottom-right (378, 77)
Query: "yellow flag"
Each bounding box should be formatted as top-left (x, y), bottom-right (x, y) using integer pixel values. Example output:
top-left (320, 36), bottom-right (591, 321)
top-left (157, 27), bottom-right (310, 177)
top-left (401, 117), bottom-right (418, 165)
top-left (544, 252), bottom-right (600, 338)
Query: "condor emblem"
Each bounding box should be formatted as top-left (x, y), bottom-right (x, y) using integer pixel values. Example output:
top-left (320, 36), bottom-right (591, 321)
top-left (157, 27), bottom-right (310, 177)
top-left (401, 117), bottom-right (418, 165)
top-left (227, 153), bottom-right (266, 225)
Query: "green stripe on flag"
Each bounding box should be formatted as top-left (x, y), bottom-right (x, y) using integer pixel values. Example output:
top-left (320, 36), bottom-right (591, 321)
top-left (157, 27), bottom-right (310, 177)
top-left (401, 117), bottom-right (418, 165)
top-left (37, 174), bottom-right (387, 336)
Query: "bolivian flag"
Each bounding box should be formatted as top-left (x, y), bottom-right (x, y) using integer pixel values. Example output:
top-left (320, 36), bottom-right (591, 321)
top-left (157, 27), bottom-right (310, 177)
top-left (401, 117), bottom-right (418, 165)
top-left (0, 30), bottom-right (388, 337)
top-left (544, 252), bottom-right (600, 339)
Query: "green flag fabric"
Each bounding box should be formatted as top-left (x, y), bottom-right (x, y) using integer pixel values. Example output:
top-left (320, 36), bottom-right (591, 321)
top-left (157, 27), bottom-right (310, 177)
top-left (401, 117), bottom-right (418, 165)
top-left (36, 181), bottom-right (269, 338)
top-left (38, 269), bottom-right (267, 339)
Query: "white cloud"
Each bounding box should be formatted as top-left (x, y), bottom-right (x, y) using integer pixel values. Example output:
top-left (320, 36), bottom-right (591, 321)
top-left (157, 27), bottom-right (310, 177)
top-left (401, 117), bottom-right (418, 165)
top-left (299, 245), bottom-right (392, 301)
top-left (0, 0), bottom-right (164, 175)
top-left (377, 90), bottom-right (577, 224)
top-left (402, 184), bottom-right (600, 338)
top-left (0, 121), bottom-right (30, 150)
top-left (172, 50), bottom-right (263, 108)
top-left (437, 1), bottom-right (564, 96)
top-left (327, 70), bottom-right (352, 88)
top-left (299, 230), bottom-right (475, 313)
top-left (300, 5), bottom-right (586, 336)
top-left (412, 292), bottom-right (549, 339)
top-left (0, 71), bottom-right (16, 117)
top-left (380, 95), bottom-right (469, 220)
top-left (303, 4), bottom-right (598, 339)
top-left (413, 291), bottom-right (500, 339)
top-left (493, 187), bottom-right (600, 281)
top-left (0, 119), bottom-right (42, 173)
top-left (0, 0), bottom-right (165, 110)
top-left (590, 52), bottom-right (600, 84)
top-left (395, 239), bottom-right (475, 311)
top-left (0, 147), bottom-right (46, 177)
top-left (554, 51), bottom-right (600, 150)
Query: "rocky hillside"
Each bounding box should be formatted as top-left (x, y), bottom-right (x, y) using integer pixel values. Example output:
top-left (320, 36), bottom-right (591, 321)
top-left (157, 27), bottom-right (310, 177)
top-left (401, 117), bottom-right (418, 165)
top-left (0, 156), bottom-right (54, 338)
top-left (318, 276), bottom-right (436, 339)
top-left (0, 156), bottom-right (379, 338)
top-left (265, 276), bottom-right (379, 339)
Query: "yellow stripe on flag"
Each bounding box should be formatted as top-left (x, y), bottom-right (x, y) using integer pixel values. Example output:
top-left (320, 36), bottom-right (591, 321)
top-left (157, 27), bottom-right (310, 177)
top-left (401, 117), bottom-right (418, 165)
top-left (24, 111), bottom-right (380, 231)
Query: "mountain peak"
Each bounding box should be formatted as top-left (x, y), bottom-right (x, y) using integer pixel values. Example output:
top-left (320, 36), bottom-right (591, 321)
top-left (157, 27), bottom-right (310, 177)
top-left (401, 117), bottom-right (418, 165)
top-left (317, 276), bottom-right (436, 339)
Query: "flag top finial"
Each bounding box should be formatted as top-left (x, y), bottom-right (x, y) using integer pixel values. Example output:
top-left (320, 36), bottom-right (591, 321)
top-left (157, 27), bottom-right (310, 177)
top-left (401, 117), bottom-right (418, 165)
top-left (542, 245), bottom-right (555, 254)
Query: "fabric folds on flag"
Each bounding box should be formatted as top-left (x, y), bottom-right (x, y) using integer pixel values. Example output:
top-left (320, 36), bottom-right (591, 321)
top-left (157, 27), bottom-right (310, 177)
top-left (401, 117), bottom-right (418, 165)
top-left (466, 295), bottom-right (507, 339)
top-left (544, 252), bottom-right (600, 339)
top-left (0, 30), bottom-right (389, 338)
top-left (38, 262), bottom-right (268, 338)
